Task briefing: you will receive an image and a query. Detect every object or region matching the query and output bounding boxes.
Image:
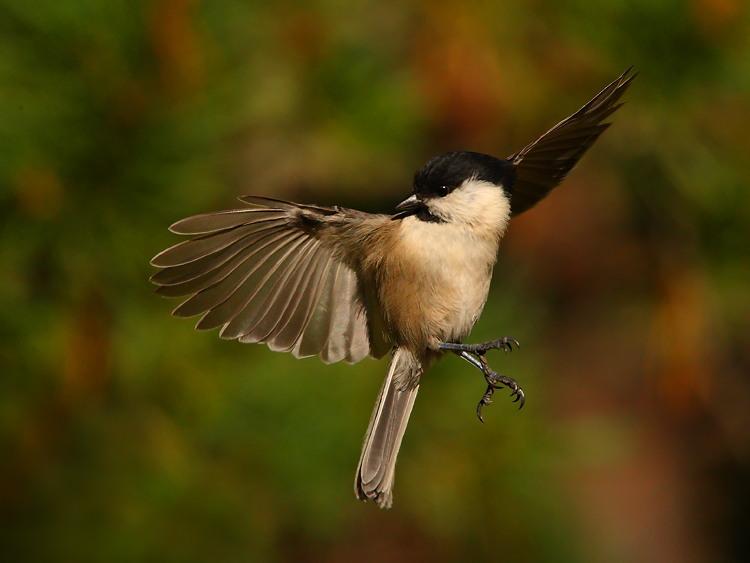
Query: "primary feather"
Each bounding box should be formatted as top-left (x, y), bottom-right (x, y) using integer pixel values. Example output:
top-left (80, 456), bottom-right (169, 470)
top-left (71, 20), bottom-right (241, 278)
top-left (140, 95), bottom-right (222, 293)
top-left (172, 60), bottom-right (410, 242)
top-left (508, 66), bottom-right (636, 216)
top-left (151, 200), bottom-right (391, 364)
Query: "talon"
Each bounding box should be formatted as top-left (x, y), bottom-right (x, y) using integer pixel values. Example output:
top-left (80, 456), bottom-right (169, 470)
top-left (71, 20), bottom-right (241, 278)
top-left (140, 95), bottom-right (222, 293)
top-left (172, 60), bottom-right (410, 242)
top-left (458, 346), bottom-right (525, 418)
top-left (477, 393), bottom-right (491, 422)
top-left (477, 385), bottom-right (495, 422)
top-left (496, 337), bottom-right (520, 353)
top-left (517, 390), bottom-right (525, 410)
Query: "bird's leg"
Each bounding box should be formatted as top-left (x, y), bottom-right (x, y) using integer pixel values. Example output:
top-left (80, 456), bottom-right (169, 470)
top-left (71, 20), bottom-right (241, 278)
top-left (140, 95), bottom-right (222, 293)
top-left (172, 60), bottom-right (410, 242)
top-left (438, 337), bottom-right (520, 355)
top-left (440, 340), bottom-right (525, 421)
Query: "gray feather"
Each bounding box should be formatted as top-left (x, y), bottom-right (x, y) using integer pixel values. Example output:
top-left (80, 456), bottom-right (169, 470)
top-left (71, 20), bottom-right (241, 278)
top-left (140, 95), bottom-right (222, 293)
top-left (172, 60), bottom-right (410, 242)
top-left (270, 251), bottom-right (335, 353)
top-left (508, 67), bottom-right (635, 216)
top-left (152, 199), bottom-right (390, 364)
top-left (355, 348), bottom-right (420, 509)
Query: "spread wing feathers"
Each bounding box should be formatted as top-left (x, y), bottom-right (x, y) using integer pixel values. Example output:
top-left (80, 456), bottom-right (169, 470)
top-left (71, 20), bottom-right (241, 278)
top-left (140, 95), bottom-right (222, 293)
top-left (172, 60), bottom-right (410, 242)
top-left (508, 66), bottom-right (636, 216)
top-left (150, 198), bottom-right (390, 364)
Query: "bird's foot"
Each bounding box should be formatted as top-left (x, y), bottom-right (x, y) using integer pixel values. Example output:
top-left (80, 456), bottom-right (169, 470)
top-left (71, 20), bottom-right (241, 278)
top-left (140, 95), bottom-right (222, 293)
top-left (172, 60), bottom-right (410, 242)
top-left (476, 359), bottom-right (525, 422)
top-left (439, 339), bottom-right (525, 421)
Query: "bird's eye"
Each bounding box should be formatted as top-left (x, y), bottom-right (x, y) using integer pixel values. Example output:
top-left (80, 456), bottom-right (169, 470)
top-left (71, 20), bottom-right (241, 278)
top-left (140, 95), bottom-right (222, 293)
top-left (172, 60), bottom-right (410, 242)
top-left (437, 185), bottom-right (449, 196)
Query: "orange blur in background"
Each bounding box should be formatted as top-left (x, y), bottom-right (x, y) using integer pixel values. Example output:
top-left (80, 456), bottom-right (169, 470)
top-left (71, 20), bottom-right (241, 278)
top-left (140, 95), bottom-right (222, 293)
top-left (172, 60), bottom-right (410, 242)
top-left (2, 1), bottom-right (749, 561)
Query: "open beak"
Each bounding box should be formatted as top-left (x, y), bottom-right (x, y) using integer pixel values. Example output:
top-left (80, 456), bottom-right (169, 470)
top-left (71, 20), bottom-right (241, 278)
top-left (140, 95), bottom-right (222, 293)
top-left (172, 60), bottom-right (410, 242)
top-left (395, 194), bottom-right (421, 211)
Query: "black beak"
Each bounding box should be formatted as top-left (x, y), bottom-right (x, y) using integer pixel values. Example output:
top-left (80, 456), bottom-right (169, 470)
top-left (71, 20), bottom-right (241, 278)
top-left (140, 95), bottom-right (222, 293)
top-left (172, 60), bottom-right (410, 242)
top-left (395, 194), bottom-right (421, 211)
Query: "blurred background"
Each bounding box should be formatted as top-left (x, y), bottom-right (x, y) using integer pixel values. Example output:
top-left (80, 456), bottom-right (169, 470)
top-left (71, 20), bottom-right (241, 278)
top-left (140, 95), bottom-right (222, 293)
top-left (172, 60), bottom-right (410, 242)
top-left (2, 0), bottom-right (749, 561)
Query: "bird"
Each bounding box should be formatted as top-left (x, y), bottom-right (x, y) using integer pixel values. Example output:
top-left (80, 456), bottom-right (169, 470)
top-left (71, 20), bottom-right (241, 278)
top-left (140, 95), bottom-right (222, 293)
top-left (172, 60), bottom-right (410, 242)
top-left (150, 67), bottom-right (635, 508)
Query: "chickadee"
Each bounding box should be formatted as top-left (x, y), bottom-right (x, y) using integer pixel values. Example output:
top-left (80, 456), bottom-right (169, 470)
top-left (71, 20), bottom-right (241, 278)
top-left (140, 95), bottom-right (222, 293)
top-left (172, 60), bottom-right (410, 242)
top-left (151, 68), bottom-right (635, 508)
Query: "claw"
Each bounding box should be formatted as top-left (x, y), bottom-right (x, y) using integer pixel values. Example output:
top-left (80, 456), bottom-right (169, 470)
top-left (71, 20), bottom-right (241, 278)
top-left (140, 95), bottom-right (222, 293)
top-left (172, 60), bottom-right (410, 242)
top-left (509, 385), bottom-right (525, 409)
top-left (495, 337), bottom-right (520, 354)
top-left (476, 387), bottom-right (494, 423)
top-left (452, 342), bottom-right (526, 418)
top-left (479, 368), bottom-right (525, 414)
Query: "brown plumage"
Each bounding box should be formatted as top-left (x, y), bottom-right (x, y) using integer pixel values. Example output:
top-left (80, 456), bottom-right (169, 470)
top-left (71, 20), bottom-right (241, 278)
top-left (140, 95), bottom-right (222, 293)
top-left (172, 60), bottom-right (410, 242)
top-left (151, 68), bottom-right (635, 508)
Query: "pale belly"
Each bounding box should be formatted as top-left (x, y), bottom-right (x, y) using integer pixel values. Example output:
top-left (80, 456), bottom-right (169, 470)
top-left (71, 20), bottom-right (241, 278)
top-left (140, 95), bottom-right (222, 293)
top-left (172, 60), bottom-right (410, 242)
top-left (379, 217), bottom-right (498, 349)
top-left (439, 266), bottom-right (493, 340)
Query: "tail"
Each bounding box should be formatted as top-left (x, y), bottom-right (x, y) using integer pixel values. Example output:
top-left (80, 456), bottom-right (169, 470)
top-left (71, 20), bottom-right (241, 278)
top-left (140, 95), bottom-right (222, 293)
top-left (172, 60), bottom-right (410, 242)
top-left (355, 348), bottom-right (421, 508)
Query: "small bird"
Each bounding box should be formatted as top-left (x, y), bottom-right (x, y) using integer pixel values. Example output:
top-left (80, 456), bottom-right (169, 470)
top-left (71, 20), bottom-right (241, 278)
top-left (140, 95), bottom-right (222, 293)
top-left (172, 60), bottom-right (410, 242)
top-left (151, 67), bottom-right (635, 508)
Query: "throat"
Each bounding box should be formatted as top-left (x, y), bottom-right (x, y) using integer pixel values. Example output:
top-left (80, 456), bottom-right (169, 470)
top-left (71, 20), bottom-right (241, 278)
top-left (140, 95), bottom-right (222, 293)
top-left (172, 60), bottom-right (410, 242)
top-left (392, 205), bottom-right (446, 223)
top-left (415, 207), bottom-right (446, 223)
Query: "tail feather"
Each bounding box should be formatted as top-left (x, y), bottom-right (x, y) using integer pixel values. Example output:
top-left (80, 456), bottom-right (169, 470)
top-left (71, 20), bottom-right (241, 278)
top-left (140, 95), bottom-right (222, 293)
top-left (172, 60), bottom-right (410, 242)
top-left (355, 348), bottom-right (420, 508)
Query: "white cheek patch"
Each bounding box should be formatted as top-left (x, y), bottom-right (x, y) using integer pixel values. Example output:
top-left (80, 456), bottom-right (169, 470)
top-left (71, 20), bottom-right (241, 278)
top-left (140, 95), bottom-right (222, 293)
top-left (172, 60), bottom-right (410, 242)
top-left (427, 179), bottom-right (511, 234)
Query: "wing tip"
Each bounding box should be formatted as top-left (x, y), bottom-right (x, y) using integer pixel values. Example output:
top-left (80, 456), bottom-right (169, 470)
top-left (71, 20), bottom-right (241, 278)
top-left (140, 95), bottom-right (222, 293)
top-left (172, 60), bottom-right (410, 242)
top-left (150, 247), bottom-right (174, 268)
top-left (620, 65), bottom-right (636, 80)
top-left (618, 67), bottom-right (638, 91)
top-left (507, 66), bottom-right (637, 215)
top-left (167, 221), bottom-right (187, 235)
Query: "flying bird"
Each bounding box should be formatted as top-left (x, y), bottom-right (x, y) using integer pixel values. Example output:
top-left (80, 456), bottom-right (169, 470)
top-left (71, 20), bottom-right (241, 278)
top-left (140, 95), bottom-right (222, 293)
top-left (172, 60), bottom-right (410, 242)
top-left (151, 67), bottom-right (635, 508)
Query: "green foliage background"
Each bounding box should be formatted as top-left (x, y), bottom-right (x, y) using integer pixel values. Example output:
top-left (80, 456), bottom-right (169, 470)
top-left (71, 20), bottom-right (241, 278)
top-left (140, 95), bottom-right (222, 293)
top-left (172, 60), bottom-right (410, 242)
top-left (2, 0), bottom-right (749, 561)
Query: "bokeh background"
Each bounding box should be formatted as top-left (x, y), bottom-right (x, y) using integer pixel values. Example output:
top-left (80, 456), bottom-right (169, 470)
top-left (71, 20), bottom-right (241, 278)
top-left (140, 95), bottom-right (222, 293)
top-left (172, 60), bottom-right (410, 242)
top-left (2, 0), bottom-right (749, 561)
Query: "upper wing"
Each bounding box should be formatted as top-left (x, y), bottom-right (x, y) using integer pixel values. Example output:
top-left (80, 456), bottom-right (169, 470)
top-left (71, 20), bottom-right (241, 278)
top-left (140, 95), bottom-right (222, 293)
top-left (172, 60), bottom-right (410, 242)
top-left (508, 67), bottom-right (636, 216)
top-left (150, 196), bottom-right (391, 364)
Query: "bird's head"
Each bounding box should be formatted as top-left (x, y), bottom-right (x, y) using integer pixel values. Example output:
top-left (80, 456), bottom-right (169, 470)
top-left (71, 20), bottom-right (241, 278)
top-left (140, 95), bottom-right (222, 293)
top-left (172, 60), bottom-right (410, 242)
top-left (396, 151), bottom-right (516, 225)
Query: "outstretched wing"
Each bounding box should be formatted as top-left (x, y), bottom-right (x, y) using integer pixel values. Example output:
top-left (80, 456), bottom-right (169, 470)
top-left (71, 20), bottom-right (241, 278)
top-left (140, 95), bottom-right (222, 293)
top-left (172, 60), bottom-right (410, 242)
top-left (150, 196), bottom-right (391, 364)
top-left (508, 66), bottom-right (636, 216)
